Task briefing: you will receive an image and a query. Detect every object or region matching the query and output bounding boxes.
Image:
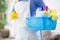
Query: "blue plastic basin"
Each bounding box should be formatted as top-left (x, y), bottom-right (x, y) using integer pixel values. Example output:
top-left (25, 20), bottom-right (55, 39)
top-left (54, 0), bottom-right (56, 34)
top-left (27, 16), bottom-right (57, 30)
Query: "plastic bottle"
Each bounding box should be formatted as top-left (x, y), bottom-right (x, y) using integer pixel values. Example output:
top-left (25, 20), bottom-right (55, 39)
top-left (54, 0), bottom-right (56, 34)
top-left (36, 7), bottom-right (45, 17)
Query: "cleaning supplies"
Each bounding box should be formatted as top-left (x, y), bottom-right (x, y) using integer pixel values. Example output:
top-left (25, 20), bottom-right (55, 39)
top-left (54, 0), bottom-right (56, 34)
top-left (44, 6), bottom-right (50, 16)
top-left (44, 6), bottom-right (58, 20)
top-left (9, 11), bottom-right (18, 21)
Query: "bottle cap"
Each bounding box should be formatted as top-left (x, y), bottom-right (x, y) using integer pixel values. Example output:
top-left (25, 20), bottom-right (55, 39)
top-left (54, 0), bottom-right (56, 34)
top-left (45, 6), bottom-right (48, 11)
top-left (41, 6), bottom-right (45, 11)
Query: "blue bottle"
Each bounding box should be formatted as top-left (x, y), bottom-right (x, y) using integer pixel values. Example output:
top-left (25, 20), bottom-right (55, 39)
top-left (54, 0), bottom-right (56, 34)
top-left (30, 0), bottom-right (45, 17)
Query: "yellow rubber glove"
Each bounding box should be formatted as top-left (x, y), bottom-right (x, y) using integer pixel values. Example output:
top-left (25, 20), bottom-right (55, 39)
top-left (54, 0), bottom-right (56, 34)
top-left (52, 15), bottom-right (58, 20)
top-left (9, 11), bottom-right (18, 21)
top-left (49, 9), bottom-right (56, 16)
top-left (49, 9), bottom-right (58, 20)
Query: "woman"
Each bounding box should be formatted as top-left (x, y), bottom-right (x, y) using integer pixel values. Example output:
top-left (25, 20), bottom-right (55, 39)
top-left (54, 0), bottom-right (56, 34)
top-left (14, 0), bottom-right (45, 40)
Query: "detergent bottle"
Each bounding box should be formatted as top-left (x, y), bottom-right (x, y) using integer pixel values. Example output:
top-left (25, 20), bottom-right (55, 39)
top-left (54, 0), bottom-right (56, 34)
top-left (36, 7), bottom-right (45, 17)
top-left (30, 0), bottom-right (45, 17)
top-left (44, 6), bottom-right (50, 16)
